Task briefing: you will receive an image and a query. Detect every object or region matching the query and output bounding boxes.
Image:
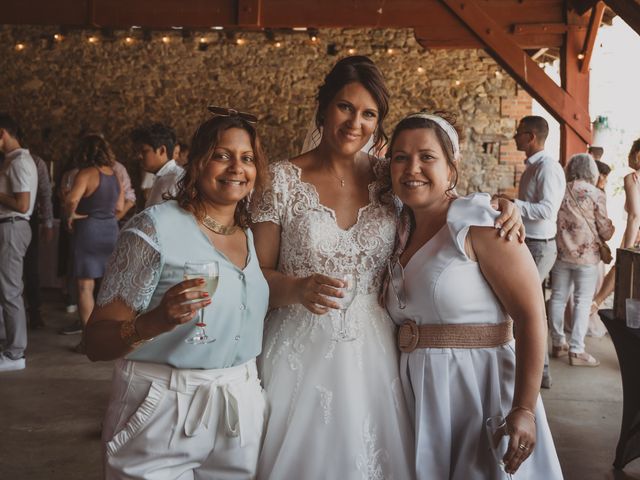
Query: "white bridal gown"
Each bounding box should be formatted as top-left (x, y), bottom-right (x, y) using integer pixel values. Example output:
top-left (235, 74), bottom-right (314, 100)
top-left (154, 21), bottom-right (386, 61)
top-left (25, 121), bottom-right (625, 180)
top-left (250, 159), bottom-right (415, 480)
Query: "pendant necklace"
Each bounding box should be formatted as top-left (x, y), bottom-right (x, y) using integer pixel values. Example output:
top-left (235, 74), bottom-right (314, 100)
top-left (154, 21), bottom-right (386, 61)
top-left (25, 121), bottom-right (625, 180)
top-left (201, 215), bottom-right (239, 235)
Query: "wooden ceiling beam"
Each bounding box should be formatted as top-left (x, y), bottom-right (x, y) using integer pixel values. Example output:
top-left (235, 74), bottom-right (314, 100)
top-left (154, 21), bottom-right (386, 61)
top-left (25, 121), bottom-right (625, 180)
top-left (512, 23), bottom-right (568, 35)
top-left (580, 1), bottom-right (605, 73)
top-left (238, 0), bottom-right (262, 27)
top-left (604, 0), bottom-right (640, 37)
top-left (439, 0), bottom-right (591, 144)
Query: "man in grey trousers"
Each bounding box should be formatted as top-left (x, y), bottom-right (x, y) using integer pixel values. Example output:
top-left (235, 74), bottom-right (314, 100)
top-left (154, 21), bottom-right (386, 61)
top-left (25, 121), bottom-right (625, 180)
top-left (0, 113), bottom-right (38, 372)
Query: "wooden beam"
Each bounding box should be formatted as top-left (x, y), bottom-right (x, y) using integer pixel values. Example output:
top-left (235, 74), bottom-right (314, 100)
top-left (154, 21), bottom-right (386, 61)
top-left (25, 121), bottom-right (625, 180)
top-left (439, 0), bottom-right (591, 144)
top-left (512, 23), bottom-right (568, 35)
top-left (580, 1), bottom-right (605, 73)
top-left (570, 0), bottom-right (600, 15)
top-left (237, 0), bottom-right (262, 27)
top-left (561, 11), bottom-right (591, 163)
top-left (604, 0), bottom-right (640, 37)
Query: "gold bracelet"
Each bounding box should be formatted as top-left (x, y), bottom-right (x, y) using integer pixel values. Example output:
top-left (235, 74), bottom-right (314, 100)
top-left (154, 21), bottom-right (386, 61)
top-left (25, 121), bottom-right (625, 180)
top-left (120, 315), bottom-right (145, 348)
top-left (509, 405), bottom-right (537, 424)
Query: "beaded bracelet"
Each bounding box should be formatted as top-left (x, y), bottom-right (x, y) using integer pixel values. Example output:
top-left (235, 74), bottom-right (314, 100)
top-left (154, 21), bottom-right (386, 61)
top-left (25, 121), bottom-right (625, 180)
top-left (120, 315), bottom-right (145, 348)
top-left (509, 405), bottom-right (537, 424)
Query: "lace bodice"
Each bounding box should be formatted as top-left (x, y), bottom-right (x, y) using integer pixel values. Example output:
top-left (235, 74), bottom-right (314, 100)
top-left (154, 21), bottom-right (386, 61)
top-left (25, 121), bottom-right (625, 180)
top-left (250, 159), bottom-right (397, 294)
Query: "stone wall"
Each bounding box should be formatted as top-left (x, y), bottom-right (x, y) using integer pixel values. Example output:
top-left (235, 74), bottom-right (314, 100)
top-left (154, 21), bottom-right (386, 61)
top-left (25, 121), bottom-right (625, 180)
top-left (0, 25), bottom-right (530, 196)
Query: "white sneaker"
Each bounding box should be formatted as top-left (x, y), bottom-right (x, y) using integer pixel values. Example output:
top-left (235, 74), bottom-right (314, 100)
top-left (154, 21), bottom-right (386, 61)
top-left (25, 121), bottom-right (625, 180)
top-left (0, 356), bottom-right (26, 372)
top-left (66, 304), bottom-right (78, 314)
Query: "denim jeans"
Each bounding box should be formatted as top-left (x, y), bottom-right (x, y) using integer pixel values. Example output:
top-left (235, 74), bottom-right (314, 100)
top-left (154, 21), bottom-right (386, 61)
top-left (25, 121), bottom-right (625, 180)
top-left (548, 261), bottom-right (599, 353)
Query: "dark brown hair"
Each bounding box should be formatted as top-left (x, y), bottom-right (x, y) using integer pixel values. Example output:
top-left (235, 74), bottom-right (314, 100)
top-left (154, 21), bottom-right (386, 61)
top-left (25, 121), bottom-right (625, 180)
top-left (315, 56), bottom-right (390, 153)
top-left (629, 138), bottom-right (640, 169)
top-left (174, 116), bottom-right (268, 228)
top-left (387, 111), bottom-right (461, 195)
top-left (519, 115), bottom-right (549, 143)
top-left (74, 134), bottom-right (115, 169)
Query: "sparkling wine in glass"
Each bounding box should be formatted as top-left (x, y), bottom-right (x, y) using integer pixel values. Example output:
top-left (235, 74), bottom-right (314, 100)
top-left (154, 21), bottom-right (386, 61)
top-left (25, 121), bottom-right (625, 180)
top-left (485, 415), bottom-right (513, 479)
top-left (183, 261), bottom-right (219, 344)
top-left (329, 272), bottom-right (357, 342)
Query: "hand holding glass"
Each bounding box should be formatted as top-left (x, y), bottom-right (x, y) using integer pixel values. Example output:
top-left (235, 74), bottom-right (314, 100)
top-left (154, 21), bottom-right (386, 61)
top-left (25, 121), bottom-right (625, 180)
top-left (329, 272), bottom-right (357, 342)
top-left (485, 415), bottom-right (513, 479)
top-left (183, 261), bottom-right (219, 344)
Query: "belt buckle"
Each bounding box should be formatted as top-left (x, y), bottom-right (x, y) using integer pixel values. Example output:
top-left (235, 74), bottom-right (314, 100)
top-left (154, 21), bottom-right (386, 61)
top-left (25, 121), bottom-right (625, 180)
top-left (398, 320), bottom-right (419, 353)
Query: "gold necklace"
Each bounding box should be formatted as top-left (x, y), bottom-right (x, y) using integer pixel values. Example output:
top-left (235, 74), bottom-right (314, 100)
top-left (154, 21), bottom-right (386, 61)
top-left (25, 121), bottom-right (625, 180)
top-left (325, 163), bottom-right (347, 187)
top-left (201, 215), bottom-right (239, 235)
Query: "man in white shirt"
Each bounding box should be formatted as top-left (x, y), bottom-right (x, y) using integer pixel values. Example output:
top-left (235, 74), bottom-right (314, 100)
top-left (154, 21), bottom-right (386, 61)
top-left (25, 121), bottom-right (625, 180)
top-left (131, 123), bottom-right (184, 208)
top-left (512, 116), bottom-right (566, 389)
top-left (0, 114), bottom-right (38, 372)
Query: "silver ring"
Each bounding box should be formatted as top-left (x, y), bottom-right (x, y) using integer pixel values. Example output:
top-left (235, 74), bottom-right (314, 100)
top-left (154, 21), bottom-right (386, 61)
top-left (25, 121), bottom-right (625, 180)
top-left (518, 443), bottom-right (528, 451)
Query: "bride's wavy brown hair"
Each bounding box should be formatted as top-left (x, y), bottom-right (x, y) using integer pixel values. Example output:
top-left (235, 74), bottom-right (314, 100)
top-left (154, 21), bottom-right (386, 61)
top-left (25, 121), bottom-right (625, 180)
top-left (172, 116), bottom-right (269, 228)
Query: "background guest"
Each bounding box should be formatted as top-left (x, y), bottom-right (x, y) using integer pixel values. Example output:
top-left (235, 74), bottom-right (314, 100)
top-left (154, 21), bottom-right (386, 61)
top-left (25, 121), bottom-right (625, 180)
top-left (64, 134), bottom-right (123, 351)
top-left (0, 113), bottom-right (38, 372)
top-left (549, 154), bottom-right (614, 367)
top-left (592, 138), bottom-right (640, 312)
top-left (131, 123), bottom-right (183, 207)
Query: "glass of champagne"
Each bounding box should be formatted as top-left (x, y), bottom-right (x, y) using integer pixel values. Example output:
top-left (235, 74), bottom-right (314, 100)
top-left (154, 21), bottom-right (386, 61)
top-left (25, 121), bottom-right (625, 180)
top-left (485, 415), bottom-right (513, 479)
top-left (329, 272), bottom-right (357, 342)
top-left (183, 261), bottom-right (219, 344)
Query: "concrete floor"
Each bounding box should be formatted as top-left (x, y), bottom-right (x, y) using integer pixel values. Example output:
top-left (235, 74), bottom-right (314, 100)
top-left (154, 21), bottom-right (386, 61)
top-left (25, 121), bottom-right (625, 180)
top-left (2, 293), bottom-right (640, 480)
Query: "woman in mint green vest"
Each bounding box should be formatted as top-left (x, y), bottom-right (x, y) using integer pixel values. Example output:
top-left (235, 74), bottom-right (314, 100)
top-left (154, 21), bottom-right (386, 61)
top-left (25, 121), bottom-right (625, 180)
top-left (85, 110), bottom-right (270, 479)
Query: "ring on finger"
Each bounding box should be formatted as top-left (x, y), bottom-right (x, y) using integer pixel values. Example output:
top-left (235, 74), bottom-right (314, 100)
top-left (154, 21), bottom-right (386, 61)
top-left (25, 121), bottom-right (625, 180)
top-left (518, 443), bottom-right (528, 451)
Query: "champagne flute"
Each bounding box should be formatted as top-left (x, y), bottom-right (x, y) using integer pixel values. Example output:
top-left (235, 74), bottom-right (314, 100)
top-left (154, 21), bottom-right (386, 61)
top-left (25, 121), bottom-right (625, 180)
top-left (485, 415), bottom-right (514, 479)
top-left (329, 272), bottom-right (357, 342)
top-left (183, 261), bottom-right (219, 344)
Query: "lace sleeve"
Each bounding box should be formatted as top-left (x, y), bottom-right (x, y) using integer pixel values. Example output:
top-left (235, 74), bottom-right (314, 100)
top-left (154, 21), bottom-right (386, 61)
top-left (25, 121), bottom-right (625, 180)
top-left (96, 212), bottom-right (162, 312)
top-left (250, 162), bottom-right (288, 225)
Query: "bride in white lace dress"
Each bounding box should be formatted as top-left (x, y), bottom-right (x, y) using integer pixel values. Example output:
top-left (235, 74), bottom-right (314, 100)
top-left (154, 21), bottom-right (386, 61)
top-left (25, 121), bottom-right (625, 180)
top-left (251, 57), bottom-right (415, 479)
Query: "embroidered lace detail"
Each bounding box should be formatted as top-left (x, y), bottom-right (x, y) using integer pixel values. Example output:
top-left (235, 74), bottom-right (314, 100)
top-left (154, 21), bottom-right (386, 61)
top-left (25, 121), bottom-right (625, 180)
top-left (356, 414), bottom-right (390, 480)
top-left (97, 212), bottom-right (162, 312)
top-left (249, 160), bottom-right (397, 294)
top-left (315, 385), bottom-right (333, 425)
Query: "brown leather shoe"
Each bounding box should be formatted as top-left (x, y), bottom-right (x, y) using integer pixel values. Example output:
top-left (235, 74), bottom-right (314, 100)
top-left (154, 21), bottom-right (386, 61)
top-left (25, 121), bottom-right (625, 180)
top-left (552, 343), bottom-right (569, 358)
top-left (569, 351), bottom-right (600, 367)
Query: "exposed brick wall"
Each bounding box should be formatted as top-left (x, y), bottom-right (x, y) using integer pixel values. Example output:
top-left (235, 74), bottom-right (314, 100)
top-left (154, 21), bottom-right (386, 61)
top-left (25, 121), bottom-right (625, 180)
top-left (498, 85), bottom-right (533, 197)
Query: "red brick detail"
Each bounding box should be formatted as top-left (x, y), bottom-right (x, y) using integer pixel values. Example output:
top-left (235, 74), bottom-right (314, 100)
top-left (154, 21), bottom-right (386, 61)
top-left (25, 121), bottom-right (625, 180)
top-left (498, 86), bottom-right (532, 195)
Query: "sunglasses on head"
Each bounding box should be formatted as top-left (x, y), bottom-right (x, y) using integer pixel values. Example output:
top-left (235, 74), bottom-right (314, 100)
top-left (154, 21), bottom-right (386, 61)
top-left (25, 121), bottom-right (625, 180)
top-left (207, 105), bottom-right (258, 124)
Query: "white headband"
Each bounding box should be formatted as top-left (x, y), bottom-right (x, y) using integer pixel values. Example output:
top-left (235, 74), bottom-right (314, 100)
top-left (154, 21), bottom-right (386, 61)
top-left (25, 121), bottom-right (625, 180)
top-left (404, 112), bottom-right (460, 158)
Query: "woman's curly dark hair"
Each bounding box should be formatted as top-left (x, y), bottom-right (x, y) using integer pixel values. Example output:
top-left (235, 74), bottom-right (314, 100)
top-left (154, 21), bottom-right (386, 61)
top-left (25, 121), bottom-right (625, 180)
top-left (173, 116), bottom-right (269, 228)
top-left (74, 133), bottom-right (115, 169)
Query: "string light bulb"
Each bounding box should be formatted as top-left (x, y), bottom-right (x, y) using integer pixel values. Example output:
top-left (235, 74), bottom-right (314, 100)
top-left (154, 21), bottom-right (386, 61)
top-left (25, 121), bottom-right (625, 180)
top-left (161, 36), bottom-right (170, 44)
top-left (199, 37), bottom-right (207, 44)
top-left (387, 48), bottom-right (394, 55)
top-left (275, 41), bottom-right (282, 48)
top-left (88, 36), bottom-right (98, 44)
top-left (347, 47), bottom-right (356, 55)
top-left (577, 53), bottom-right (585, 60)
top-left (53, 33), bottom-right (63, 42)
top-left (455, 80), bottom-right (461, 86)
top-left (124, 36), bottom-right (134, 45)
top-left (310, 35), bottom-right (318, 43)
top-left (236, 38), bottom-right (246, 46)
top-left (15, 43), bottom-right (25, 51)
top-left (417, 67), bottom-right (426, 74)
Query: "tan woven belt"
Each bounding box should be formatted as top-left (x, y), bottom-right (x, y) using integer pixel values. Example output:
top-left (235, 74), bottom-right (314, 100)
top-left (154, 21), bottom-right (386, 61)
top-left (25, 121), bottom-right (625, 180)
top-left (397, 319), bottom-right (513, 353)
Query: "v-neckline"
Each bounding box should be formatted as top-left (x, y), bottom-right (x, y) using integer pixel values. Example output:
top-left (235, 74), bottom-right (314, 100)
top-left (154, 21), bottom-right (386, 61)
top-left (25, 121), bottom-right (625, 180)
top-left (188, 212), bottom-right (251, 271)
top-left (286, 160), bottom-right (378, 233)
top-left (399, 223), bottom-right (448, 270)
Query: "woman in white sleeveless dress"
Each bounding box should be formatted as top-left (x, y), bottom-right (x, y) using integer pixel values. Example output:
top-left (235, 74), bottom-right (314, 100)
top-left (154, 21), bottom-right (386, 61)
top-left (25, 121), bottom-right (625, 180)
top-left (384, 112), bottom-right (563, 479)
top-left (251, 58), bottom-right (523, 479)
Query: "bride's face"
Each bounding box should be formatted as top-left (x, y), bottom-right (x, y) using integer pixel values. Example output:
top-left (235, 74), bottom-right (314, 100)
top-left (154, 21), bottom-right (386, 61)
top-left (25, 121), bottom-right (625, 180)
top-left (320, 82), bottom-right (379, 157)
